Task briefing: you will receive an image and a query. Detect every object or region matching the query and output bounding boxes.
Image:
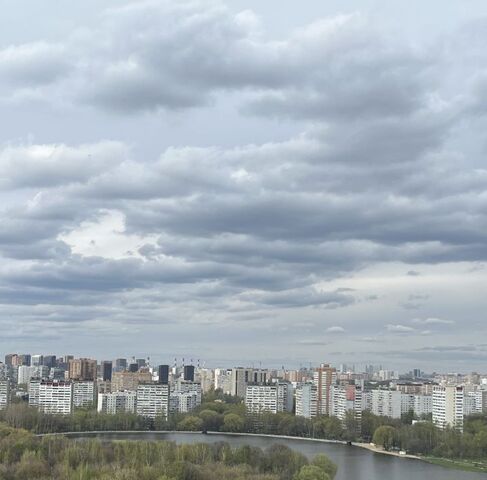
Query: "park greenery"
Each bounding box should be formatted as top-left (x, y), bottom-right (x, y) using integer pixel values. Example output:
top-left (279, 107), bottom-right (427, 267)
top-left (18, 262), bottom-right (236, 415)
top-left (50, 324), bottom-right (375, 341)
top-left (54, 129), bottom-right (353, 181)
top-left (1, 389), bottom-right (487, 469)
top-left (0, 423), bottom-right (336, 480)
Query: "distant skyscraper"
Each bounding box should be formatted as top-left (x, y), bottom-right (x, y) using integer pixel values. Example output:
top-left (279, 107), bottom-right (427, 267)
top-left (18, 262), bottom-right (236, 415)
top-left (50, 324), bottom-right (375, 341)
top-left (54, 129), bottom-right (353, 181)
top-left (184, 365), bottom-right (195, 382)
top-left (42, 355), bottom-right (57, 368)
top-left (102, 361), bottom-right (112, 381)
top-left (158, 365), bottom-right (169, 384)
top-left (128, 363), bottom-right (139, 373)
top-left (114, 358), bottom-right (127, 372)
top-left (68, 358), bottom-right (97, 381)
top-left (4, 354), bottom-right (16, 366)
top-left (19, 354), bottom-right (31, 366)
top-left (136, 358), bottom-right (146, 369)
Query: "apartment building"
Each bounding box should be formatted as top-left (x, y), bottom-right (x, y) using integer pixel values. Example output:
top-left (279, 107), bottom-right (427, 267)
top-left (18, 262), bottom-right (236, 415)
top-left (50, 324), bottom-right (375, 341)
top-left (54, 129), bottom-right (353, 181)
top-left (73, 381), bottom-right (96, 408)
top-left (97, 391), bottom-right (136, 414)
top-left (0, 380), bottom-right (9, 410)
top-left (245, 382), bottom-right (293, 415)
top-left (432, 385), bottom-right (464, 432)
top-left (38, 380), bottom-right (73, 415)
top-left (313, 364), bottom-right (337, 415)
top-left (136, 383), bottom-right (169, 419)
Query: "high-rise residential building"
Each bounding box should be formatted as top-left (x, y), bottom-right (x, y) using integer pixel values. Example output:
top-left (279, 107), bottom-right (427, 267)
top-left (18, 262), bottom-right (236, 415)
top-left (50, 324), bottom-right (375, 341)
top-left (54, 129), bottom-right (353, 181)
top-left (0, 380), bottom-right (10, 410)
top-left (183, 365), bottom-right (195, 382)
top-left (245, 382), bottom-right (293, 415)
top-left (295, 383), bottom-right (318, 418)
top-left (73, 381), bottom-right (96, 408)
top-left (68, 358), bottom-right (97, 381)
top-left (136, 384), bottom-right (169, 419)
top-left (157, 365), bottom-right (169, 384)
top-left (112, 370), bottom-right (152, 392)
top-left (175, 380), bottom-right (202, 405)
top-left (19, 365), bottom-right (48, 384)
top-left (195, 368), bottom-right (214, 393)
top-left (97, 391), bottom-right (136, 414)
top-left (413, 395), bottom-right (433, 417)
top-left (230, 368), bottom-right (269, 398)
top-left (38, 380), bottom-right (73, 415)
top-left (170, 392), bottom-right (200, 413)
top-left (331, 384), bottom-right (363, 429)
top-left (371, 390), bottom-right (402, 419)
top-left (28, 379), bottom-right (41, 407)
top-left (313, 364), bottom-right (337, 415)
top-left (102, 361), bottom-right (113, 381)
top-left (214, 368), bottom-right (232, 394)
top-left (432, 385), bottom-right (464, 432)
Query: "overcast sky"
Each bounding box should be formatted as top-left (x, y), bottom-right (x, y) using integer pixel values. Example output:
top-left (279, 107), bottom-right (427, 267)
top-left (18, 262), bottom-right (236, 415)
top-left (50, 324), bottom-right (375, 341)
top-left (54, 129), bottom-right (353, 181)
top-left (1, 0), bottom-right (487, 372)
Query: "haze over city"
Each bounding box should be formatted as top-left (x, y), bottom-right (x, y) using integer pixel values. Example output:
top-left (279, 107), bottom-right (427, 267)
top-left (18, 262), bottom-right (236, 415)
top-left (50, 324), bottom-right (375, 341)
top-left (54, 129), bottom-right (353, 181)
top-left (1, 0), bottom-right (487, 371)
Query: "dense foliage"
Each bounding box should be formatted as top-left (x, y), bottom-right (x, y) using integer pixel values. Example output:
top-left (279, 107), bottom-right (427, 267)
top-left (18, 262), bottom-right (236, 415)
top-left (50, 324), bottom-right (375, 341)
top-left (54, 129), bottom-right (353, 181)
top-left (0, 423), bottom-right (336, 480)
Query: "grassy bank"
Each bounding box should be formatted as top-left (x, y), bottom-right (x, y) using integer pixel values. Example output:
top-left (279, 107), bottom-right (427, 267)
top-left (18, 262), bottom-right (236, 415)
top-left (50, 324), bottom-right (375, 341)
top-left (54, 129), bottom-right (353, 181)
top-left (424, 456), bottom-right (487, 474)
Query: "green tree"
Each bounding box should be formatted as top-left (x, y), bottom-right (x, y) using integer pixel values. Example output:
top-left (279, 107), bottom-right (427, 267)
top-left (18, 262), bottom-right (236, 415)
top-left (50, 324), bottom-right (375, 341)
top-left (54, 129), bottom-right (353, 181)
top-left (311, 454), bottom-right (337, 479)
top-left (373, 425), bottom-right (398, 451)
top-left (177, 416), bottom-right (203, 431)
top-left (294, 465), bottom-right (331, 480)
top-left (198, 409), bottom-right (223, 432)
top-left (221, 413), bottom-right (244, 432)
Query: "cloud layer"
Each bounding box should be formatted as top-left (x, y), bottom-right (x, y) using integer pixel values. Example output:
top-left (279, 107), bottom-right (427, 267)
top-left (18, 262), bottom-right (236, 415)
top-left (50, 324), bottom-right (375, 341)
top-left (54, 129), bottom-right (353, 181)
top-left (0, 0), bottom-right (486, 368)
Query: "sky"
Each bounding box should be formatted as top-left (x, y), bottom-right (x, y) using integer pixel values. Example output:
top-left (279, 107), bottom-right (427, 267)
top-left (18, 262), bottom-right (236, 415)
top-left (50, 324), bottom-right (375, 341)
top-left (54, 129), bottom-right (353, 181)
top-left (1, 0), bottom-right (487, 372)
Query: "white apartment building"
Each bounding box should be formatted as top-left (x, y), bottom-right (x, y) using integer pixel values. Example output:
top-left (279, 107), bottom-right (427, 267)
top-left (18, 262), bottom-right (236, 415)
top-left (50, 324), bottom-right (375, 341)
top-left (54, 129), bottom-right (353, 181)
top-left (331, 384), bottom-right (363, 426)
top-left (18, 366), bottom-right (49, 385)
top-left (277, 381), bottom-right (294, 413)
top-left (175, 380), bottom-right (202, 403)
top-left (28, 378), bottom-right (41, 407)
top-left (214, 368), bottom-right (232, 394)
top-left (0, 380), bottom-right (9, 410)
top-left (73, 381), bottom-right (96, 408)
top-left (432, 385), bottom-right (464, 432)
top-left (38, 380), bottom-right (73, 415)
top-left (245, 382), bottom-right (293, 414)
top-left (371, 390), bottom-right (402, 419)
top-left (413, 395), bottom-right (433, 417)
top-left (466, 390), bottom-right (487, 414)
top-left (97, 391), bottom-right (136, 414)
top-left (170, 391), bottom-right (200, 413)
top-left (136, 383), bottom-right (169, 419)
top-left (295, 383), bottom-right (318, 418)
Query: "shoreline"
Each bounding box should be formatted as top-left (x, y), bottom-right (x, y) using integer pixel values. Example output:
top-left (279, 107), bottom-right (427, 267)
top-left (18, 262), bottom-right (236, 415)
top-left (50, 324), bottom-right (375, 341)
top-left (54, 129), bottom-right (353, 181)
top-left (352, 442), bottom-right (421, 460)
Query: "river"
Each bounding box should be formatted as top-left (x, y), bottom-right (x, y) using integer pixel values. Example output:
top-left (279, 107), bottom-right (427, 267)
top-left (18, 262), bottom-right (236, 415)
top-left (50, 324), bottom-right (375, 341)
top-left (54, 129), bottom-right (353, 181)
top-left (56, 431), bottom-right (487, 480)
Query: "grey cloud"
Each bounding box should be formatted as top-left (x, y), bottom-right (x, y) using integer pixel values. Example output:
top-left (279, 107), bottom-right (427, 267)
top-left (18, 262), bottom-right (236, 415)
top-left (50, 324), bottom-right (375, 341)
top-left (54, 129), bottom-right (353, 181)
top-left (0, 42), bottom-right (69, 87)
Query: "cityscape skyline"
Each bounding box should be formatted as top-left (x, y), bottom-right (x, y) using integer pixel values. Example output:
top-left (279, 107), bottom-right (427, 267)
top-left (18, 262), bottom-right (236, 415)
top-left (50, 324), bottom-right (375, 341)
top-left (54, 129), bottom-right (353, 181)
top-left (1, 0), bottom-right (487, 370)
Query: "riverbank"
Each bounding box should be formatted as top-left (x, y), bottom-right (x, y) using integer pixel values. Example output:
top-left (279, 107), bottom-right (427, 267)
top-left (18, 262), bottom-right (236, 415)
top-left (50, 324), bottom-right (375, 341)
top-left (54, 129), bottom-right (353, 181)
top-left (353, 441), bottom-right (487, 474)
top-left (352, 442), bottom-right (421, 460)
top-left (423, 457), bottom-right (487, 474)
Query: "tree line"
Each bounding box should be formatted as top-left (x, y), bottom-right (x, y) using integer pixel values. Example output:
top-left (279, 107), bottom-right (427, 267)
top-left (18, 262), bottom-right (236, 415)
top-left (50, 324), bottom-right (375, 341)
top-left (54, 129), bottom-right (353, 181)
top-left (0, 423), bottom-right (337, 480)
